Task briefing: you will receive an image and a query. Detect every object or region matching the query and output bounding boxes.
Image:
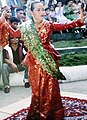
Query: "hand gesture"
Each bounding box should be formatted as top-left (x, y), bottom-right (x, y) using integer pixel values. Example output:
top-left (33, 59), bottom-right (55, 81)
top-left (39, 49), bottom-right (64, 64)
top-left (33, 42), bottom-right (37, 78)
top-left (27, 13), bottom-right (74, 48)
top-left (1, 8), bottom-right (7, 18)
top-left (80, 5), bottom-right (87, 23)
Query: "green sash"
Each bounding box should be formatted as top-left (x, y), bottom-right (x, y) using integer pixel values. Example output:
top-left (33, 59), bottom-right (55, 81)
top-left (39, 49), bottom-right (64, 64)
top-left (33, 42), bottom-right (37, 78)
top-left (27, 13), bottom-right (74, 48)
top-left (19, 18), bottom-right (61, 79)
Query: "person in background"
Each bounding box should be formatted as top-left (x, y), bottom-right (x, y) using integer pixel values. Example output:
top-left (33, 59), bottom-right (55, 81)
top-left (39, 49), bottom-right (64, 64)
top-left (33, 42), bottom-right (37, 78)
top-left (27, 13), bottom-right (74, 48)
top-left (40, 0), bottom-right (47, 8)
top-left (48, 0), bottom-right (57, 7)
top-left (49, 5), bottom-right (57, 22)
top-left (2, 35), bottom-right (30, 93)
top-left (16, 7), bottom-right (24, 24)
top-left (45, 7), bottom-right (52, 21)
top-left (45, 6), bottom-right (56, 22)
top-left (73, 0), bottom-right (82, 19)
top-left (0, 7), bottom-right (21, 88)
top-left (56, 0), bottom-right (68, 5)
top-left (18, 1), bottom-right (87, 120)
top-left (7, 0), bottom-right (21, 16)
top-left (10, 16), bottom-right (29, 88)
top-left (81, 1), bottom-right (87, 25)
top-left (9, 16), bottom-right (20, 30)
top-left (0, 6), bottom-right (12, 48)
top-left (9, 16), bottom-right (28, 53)
top-left (64, 0), bottom-right (78, 20)
top-left (84, 0), bottom-right (87, 11)
top-left (0, 6), bottom-right (21, 48)
top-left (55, 1), bottom-right (71, 23)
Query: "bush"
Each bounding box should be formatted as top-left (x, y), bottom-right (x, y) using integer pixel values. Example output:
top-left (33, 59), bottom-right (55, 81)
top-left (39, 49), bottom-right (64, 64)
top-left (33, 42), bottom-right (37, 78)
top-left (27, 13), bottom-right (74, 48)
top-left (59, 52), bottom-right (87, 66)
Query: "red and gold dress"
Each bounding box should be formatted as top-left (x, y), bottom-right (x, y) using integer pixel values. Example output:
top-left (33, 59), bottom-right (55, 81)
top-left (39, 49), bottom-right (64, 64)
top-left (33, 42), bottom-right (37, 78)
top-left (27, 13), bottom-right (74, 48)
top-left (21, 19), bottom-right (84, 120)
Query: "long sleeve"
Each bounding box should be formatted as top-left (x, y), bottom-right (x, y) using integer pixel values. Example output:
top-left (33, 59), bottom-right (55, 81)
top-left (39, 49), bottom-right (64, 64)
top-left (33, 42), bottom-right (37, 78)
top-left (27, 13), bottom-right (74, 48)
top-left (50, 19), bottom-right (85, 31)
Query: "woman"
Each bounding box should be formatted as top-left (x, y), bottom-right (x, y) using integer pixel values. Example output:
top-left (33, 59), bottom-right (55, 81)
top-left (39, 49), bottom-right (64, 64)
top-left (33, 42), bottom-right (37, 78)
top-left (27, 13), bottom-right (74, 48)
top-left (0, 6), bottom-right (21, 47)
top-left (18, 1), bottom-right (87, 120)
top-left (55, 1), bottom-right (71, 23)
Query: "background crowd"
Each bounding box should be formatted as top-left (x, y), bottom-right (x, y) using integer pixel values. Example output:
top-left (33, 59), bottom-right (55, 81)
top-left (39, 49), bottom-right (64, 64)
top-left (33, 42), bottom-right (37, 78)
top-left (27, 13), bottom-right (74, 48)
top-left (0, 0), bottom-right (87, 34)
top-left (0, 0), bottom-right (87, 23)
top-left (0, 0), bottom-right (87, 30)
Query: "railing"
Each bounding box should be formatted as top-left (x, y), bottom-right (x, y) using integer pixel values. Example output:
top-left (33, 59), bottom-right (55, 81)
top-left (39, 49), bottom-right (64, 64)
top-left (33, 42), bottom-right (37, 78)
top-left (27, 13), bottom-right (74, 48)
top-left (55, 46), bottom-right (87, 54)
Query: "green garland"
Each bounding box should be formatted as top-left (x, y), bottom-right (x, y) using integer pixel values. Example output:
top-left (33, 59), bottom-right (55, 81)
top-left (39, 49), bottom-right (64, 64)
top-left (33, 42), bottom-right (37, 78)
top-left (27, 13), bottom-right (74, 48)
top-left (19, 19), bottom-right (61, 79)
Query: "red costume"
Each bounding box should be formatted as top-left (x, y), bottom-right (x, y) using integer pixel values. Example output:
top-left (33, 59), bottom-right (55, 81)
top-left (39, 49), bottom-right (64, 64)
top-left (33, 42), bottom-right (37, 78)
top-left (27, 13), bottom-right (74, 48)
top-left (21, 19), bottom-right (84, 120)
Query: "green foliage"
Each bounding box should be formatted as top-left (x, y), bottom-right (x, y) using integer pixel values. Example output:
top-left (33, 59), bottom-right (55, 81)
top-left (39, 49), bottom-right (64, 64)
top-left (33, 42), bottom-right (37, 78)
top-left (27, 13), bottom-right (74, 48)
top-left (52, 38), bottom-right (87, 66)
top-left (59, 52), bottom-right (87, 66)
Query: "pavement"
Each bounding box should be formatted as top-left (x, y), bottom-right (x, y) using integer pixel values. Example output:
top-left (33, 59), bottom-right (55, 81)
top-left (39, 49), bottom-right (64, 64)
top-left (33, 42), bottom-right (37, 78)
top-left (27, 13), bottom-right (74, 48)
top-left (60, 65), bottom-right (87, 82)
top-left (0, 65), bottom-right (87, 119)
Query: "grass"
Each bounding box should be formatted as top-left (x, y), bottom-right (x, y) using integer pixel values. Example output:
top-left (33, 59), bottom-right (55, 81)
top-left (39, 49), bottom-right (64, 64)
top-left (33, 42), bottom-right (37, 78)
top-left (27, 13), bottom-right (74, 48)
top-left (59, 52), bottom-right (87, 66)
top-left (52, 38), bottom-right (87, 48)
top-left (52, 38), bottom-right (87, 66)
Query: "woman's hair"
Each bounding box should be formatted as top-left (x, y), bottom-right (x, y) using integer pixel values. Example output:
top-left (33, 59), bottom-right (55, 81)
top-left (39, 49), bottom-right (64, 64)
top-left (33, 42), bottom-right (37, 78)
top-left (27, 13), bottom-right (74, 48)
top-left (30, 1), bottom-right (41, 11)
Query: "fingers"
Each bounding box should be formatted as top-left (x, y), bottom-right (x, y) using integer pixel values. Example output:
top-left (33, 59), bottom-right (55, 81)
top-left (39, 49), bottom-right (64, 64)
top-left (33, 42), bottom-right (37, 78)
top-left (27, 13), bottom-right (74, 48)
top-left (80, 3), bottom-right (87, 23)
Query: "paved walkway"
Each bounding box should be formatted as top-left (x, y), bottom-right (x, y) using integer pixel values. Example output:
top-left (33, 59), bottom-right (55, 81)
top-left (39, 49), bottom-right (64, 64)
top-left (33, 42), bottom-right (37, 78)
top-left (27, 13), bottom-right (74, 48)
top-left (0, 87), bottom-right (87, 120)
top-left (0, 79), bottom-right (87, 119)
top-left (60, 65), bottom-right (87, 82)
top-left (0, 65), bottom-right (87, 119)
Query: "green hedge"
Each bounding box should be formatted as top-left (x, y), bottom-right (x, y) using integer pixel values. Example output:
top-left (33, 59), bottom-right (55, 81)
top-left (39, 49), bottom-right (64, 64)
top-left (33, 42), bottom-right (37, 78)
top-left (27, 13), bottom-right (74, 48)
top-left (59, 52), bottom-right (87, 66)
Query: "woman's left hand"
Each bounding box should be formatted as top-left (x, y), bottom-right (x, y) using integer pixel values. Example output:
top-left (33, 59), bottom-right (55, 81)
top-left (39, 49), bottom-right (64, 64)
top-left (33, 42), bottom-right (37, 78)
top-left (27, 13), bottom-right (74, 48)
top-left (80, 8), bottom-right (87, 23)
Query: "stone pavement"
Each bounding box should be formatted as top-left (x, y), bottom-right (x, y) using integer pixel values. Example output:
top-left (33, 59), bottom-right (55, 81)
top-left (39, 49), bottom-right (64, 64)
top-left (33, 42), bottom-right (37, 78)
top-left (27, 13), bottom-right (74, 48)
top-left (60, 65), bottom-right (87, 82)
top-left (0, 81), bottom-right (87, 120)
top-left (0, 65), bottom-right (87, 119)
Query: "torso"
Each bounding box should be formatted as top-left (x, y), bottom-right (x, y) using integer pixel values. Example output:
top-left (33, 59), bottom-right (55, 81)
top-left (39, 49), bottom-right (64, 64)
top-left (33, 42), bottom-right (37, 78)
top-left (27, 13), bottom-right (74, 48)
top-left (36, 20), bottom-right (52, 45)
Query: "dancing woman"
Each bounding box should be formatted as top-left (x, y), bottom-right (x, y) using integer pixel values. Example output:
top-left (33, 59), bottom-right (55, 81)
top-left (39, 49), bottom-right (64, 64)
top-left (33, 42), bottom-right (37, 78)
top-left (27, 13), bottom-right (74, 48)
top-left (18, 2), bottom-right (87, 120)
top-left (1, 2), bottom-right (86, 120)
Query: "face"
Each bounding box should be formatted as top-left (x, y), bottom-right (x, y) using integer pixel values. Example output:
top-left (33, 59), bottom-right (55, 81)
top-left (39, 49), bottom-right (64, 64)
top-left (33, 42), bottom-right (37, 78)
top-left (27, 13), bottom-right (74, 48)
top-left (10, 38), bottom-right (19, 44)
top-left (16, 10), bottom-right (24, 19)
top-left (11, 22), bottom-right (18, 30)
top-left (31, 3), bottom-right (45, 22)
top-left (57, 2), bottom-right (62, 7)
top-left (68, 1), bottom-right (73, 6)
top-left (45, 9), bottom-right (50, 15)
top-left (3, 6), bottom-right (12, 19)
top-left (50, 6), bottom-right (54, 11)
